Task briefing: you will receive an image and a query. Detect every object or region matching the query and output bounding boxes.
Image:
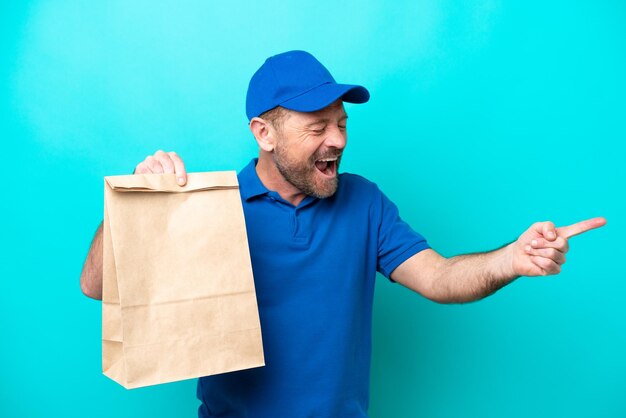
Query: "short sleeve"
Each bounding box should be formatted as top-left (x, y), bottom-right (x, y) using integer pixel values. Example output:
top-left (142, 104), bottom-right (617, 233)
top-left (376, 188), bottom-right (430, 279)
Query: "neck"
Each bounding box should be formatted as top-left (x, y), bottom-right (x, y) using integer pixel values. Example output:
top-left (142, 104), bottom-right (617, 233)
top-left (255, 153), bottom-right (307, 206)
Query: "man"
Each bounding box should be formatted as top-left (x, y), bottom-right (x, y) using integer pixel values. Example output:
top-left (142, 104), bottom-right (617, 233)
top-left (80, 50), bottom-right (605, 417)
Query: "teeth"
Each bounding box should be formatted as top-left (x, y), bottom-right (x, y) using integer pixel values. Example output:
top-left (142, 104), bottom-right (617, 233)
top-left (317, 157), bottom-right (338, 162)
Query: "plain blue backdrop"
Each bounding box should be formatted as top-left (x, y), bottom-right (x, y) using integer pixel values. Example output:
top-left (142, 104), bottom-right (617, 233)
top-left (1, 1), bottom-right (623, 417)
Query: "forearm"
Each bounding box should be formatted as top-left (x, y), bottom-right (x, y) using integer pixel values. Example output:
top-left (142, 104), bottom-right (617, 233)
top-left (80, 221), bottom-right (103, 300)
top-left (431, 243), bottom-right (519, 304)
top-left (394, 219), bottom-right (605, 304)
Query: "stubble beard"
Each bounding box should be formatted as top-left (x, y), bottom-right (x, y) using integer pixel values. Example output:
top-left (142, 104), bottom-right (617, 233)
top-left (273, 138), bottom-right (340, 199)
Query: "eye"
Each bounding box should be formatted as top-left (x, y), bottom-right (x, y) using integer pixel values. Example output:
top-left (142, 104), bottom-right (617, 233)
top-left (310, 128), bottom-right (325, 135)
top-left (338, 125), bottom-right (347, 130)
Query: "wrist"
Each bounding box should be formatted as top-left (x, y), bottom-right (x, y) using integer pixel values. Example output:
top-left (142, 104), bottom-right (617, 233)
top-left (494, 242), bottom-right (519, 281)
top-left (502, 241), bottom-right (519, 280)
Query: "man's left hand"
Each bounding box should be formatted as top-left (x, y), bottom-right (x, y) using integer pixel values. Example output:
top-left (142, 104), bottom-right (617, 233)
top-left (508, 217), bottom-right (606, 277)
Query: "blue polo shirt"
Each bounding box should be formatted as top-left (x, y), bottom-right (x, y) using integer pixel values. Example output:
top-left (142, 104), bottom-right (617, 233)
top-left (197, 159), bottom-right (429, 418)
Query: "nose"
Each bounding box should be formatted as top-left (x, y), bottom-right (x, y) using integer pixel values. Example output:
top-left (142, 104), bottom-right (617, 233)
top-left (324, 125), bottom-right (347, 150)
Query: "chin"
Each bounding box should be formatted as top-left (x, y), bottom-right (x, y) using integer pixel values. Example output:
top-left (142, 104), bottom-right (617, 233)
top-left (309, 176), bottom-right (339, 199)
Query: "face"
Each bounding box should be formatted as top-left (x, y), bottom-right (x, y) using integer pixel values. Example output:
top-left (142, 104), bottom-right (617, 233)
top-left (272, 101), bottom-right (348, 198)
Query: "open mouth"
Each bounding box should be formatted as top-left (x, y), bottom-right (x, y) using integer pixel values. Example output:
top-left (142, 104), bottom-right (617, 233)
top-left (314, 156), bottom-right (339, 178)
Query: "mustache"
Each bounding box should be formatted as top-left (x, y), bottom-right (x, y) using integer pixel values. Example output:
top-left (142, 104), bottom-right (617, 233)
top-left (312, 150), bottom-right (343, 161)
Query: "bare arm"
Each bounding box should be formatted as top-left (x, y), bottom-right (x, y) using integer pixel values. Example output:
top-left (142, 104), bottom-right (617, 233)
top-left (392, 246), bottom-right (517, 304)
top-left (79, 150), bottom-right (188, 300)
top-left (80, 222), bottom-right (104, 300)
top-left (392, 218), bottom-right (606, 304)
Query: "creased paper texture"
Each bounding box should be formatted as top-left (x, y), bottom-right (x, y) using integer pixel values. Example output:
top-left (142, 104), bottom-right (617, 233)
top-left (102, 172), bottom-right (264, 389)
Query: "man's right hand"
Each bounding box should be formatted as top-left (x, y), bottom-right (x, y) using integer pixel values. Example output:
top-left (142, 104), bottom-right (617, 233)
top-left (80, 150), bottom-right (189, 299)
top-left (134, 150), bottom-right (188, 185)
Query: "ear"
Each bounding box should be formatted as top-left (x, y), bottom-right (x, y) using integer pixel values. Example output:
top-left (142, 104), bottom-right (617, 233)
top-left (249, 117), bottom-right (276, 152)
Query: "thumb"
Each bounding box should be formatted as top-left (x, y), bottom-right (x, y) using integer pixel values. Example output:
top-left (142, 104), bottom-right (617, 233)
top-left (532, 221), bottom-right (557, 241)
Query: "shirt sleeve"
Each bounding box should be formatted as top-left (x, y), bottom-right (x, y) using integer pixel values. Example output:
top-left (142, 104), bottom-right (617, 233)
top-left (375, 188), bottom-right (430, 280)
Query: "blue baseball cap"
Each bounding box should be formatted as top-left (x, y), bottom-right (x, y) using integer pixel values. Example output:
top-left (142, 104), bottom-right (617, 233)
top-left (246, 50), bottom-right (370, 121)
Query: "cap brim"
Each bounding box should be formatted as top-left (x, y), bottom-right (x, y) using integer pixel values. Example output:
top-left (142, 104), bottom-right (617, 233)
top-left (279, 83), bottom-right (370, 113)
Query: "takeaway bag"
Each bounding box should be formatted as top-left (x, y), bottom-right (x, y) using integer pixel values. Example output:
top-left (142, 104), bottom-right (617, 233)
top-left (102, 171), bottom-right (264, 389)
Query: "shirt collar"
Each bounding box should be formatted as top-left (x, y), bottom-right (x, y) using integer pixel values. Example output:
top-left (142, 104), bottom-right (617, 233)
top-left (238, 158), bottom-right (270, 201)
top-left (238, 158), bottom-right (320, 208)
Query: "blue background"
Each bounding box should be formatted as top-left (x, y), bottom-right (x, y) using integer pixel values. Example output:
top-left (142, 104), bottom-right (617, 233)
top-left (1, 1), bottom-right (623, 417)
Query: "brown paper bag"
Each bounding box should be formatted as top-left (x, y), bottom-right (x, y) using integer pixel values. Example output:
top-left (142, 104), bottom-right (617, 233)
top-left (102, 171), bottom-right (264, 389)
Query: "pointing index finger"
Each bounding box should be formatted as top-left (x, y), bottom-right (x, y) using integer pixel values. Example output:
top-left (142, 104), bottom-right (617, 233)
top-left (557, 217), bottom-right (606, 239)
